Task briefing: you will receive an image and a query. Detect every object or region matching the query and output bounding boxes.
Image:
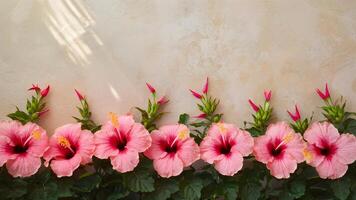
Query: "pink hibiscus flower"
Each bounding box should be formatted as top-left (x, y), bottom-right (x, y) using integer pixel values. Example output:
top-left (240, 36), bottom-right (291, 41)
top-left (304, 122), bottom-right (356, 179)
top-left (200, 123), bottom-right (254, 176)
top-left (253, 122), bottom-right (305, 179)
top-left (94, 113), bottom-right (151, 173)
top-left (44, 123), bottom-right (95, 177)
top-left (144, 124), bottom-right (200, 178)
top-left (0, 121), bottom-right (48, 177)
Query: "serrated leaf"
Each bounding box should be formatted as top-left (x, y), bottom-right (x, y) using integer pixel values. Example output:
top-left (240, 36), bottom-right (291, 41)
top-left (331, 177), bottom-right (351, 200)
top-left (122, 171), bottom-right (155, 192)
top-left (72, 174), bottom-right (101, 192)
top-left (182, 177), bottom-right (204, 200)
top-left (146, 179), bottom-right (179, 200)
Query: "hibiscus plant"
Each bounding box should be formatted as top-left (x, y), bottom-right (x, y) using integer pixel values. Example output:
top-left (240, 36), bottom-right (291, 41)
top-left (0, 81), bottom-right (355, 200)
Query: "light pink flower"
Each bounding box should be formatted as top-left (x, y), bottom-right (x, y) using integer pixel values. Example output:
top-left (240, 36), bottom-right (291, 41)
top-left (0, 121), bottom-right (48, 177)
top-left (304, 122), bottom-right (356, 179)
top-left (200, 123), bottom-right (254, 176)
top-left (144, 124), bottom-right (200, 178)
top-left (44, 123), bottom-right (95, 177)
top-left (94, 113), bottom-right (151, 173)
top-left (253, 122), bottom-right (305, 179)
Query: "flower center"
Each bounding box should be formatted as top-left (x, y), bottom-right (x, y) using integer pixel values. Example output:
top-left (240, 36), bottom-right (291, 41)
top-left (117, 137), bottom-right (127, 150)
top-left (165, 145), bottom-right (178, 153)
top-left (271, 148), bottom-right (282, 156)
top-left (220, 143), bottom-right (232, 155)
top-left (13, 145), bottom-right (28, 154)
top-left (317, 140), bottom-right (337, 158)
top-left (57, 136), bottom-right (76, 159)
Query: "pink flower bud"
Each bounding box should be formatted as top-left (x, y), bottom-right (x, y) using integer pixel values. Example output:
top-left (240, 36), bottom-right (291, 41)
top-left (202, 77), bottom-right (209, 94)
top-left (248, 99), bottom-right (259, 112)
top-left (287, 105), bottom-right (301, 122)
top-left (316, 83), bottom-right (330, 100)
top-left (38, 109), bottom-right (49, 117)
top-left (157, 96), bottom-right (169, 105)
top-left (28, 84), bottom-right (41, 92)
top-left (146, 82), bottom-right (156, 94)
top-left (40, 85), bottom-right (50, 97)
top-left (264, 90), bottom-right (272, 102)
top-left (193, 113), bottom-right (206, 119)
top-left (189, 89), bottom-right (202, 99)
top-left (74, 89), bottom-right (85, 101)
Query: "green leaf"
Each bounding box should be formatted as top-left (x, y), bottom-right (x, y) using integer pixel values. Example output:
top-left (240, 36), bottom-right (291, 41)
top-left (182, 177), bottom-right (204, 200)
top-left (7, 110), bottom-right (30, 124)
top-left (122, 171), bottom-right (155, 192)
top-left (27, 181), bottom-right (58, 200)
top-left (72, 174), bottom-right (101, 193)
top-left (146, 179), bottom-right (179, 200)
top-left (290, 179), bottom-right (305, 198)
top-left (344, 118), bottom-right (356, 135)
top-left (0, 179), bottom-right (28, 199)
top-left (331, 177), bottom-right (351, 200)
top-left (240, 182), bottom-right (262, 200)
top-left (178, 113), bottom-right (190, 125)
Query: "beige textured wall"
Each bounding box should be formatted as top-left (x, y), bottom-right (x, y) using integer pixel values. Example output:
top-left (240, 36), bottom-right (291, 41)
top-left (0, 0), bottom-right (355, 134)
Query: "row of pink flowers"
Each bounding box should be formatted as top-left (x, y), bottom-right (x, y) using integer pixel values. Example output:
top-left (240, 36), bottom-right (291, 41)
top-left (0, 116), bottom-right (355, 179)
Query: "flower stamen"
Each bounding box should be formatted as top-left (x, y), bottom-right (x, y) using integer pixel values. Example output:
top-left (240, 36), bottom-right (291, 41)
top-left (58, 136), bottom-right (75, 153)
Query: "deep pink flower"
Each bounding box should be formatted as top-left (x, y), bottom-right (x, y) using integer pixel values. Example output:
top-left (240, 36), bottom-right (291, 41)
top-left (0, 121), bottom-right (48, 177)
top-left (75, 89), bottom-right (85, 101)
top-left (304, 122), bottom-right (356, 179)
top-left (264, 90), bottom-right (272, 102)
top-left (287, 105), bottom-right (301, 122)
top-left (144, 124), bottom-right (200, 178)
top-left (202, 77), bottom-right (209, 94)
top-left (44, 123), bottom-right (95, 177)
top-left (94, 113), bottom-right (151, 173)
top-left (40, 85), bottom-right (50, 97)
top-left (200, 123), bottom-right (254, 176)
top-left (146, 83), bottom-right (156, 94)
top-left (253, 122), bottom-right (305, 179)
top-left (28, 84), bottom-right (41, 92)
top-left (316, 83), bottom-right (330, 100)
top-left (248, 99), bottom-right (259, 112)
top-left (189, 89), bottom-right (203, 99)
top-left (157, 96), bottom-right (169, 105)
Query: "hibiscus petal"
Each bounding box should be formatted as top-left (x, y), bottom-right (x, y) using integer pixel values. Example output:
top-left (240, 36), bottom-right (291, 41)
top-left (214, 152), bottom-right (243, 176)
top-left (334, 133), bottom-right (356, 164)
top-left (232, 129), bottom-right (254, 156)
top-left (304, 122), bottom-right (340, 147)
top-left (6, 154), bottom-right (41, 177)
top-left (265, 122), bottom-right (291, 139)
top-left (53, 123), bottom-right (82, 144)
top-left (316, 156), bottom-right (348, 179)
top-left (22, 123), bottom-right (48, 157)
top-left (177, 138), bottom-right (200, 167)
top-left (306, 145), bottom-right (325, 167)
top-left (266, 155), bottom-right (298, 179)
top-left (77, 130), bottom-right (95, 165)
top-left (144, 130), bottom-right (167, 160)
top-left (118, 115), bottom-right (135, 135)
top-left (253, 135), bottom-right (273, 164)
top-left (285, 133), bottom-right (305, 163)
top-left (0, 136), bottom-right (16, 166)
top-left (94, 129), bottom-right (119, 159)
top-left (153, 154), bottom-right (184, 178)
top-left (200, 136), bottom-right (223, 164)
top-left (0, 120), bottom-right (21, 139)
top-left (50, 154), bottom-right (82, 177)
top-left (126, 123), bottom-right (151, 152)
top-left (110, 149), bottom-right (139, 173)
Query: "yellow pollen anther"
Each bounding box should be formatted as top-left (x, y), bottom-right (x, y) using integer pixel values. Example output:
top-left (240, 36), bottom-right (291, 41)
top-left (303, 149), bottom-right (312, 163)
top-left (109, 112), bottom-right (119, 128)
top-left (32, 130), bottom-right (41, 140)
top-left (178, 129), bottom-right (189, 140)
top-left (58, 136), bottom-right (71, 149)
top-left (217, 123), bottom-right (227, 134)
top-left (282, 132), bottom-right (294, 143)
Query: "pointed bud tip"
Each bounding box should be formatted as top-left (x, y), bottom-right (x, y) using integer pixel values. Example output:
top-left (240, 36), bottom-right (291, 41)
top-left (202, 77), bottom-right (209, 94)
top-left (146, 82), bottom-right (156, 94)
top-left (74, 89), bottom-right (85, 101)
top-left (189, 89), bottom-right (203, 99)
